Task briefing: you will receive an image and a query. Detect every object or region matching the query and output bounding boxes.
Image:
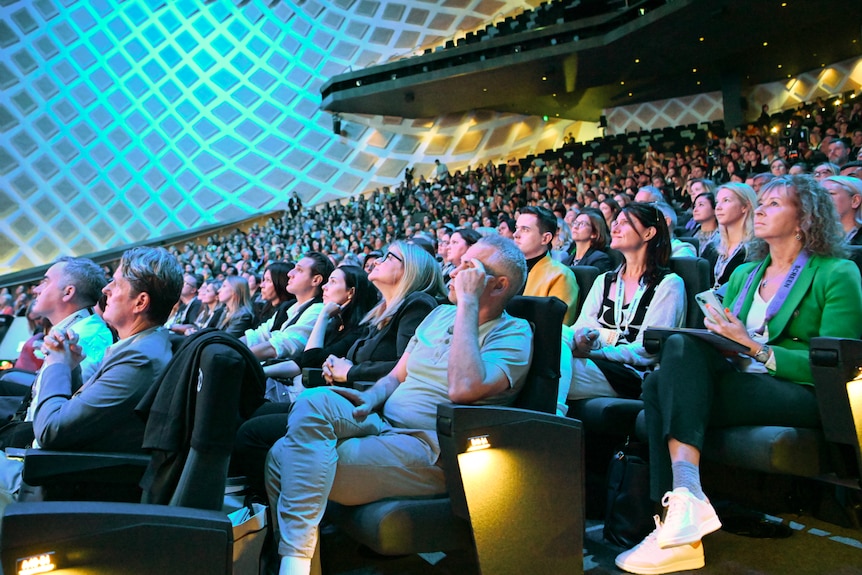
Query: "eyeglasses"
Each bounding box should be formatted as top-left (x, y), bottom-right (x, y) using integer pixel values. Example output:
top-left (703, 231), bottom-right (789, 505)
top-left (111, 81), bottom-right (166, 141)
top-left (813, 170), bottom-right (832, 176)
top-left (381, 251), bottom-right (403, 263)
top-left (571, 221), bottom-right (592, 229)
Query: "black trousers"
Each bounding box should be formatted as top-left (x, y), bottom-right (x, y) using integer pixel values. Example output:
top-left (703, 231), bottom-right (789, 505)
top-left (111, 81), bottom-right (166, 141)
top-left (230, 401), bottom-right (292, 496)
top-left (642, 334), bottom-right (819, 501)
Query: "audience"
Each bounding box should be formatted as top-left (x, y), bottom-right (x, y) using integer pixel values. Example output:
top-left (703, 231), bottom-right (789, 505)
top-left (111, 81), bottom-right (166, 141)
top-left (822, 176), bottom-right (862, 245)
top-left (0, 257), bottom-right (114, 449)
top-left (701, 183), bottom-right (758, 289)
top-left (265, 234), bottom-right (532, 575)
top-left (567, 203), bottom-right (686, 401)
top-left (566, 208), bottom-right (615, 272)
top-left (618, 175), bottom-right (862, 575)
top-left (514, 206), bottom-right (580, 325)
top-left (1, 89), bottom-right (860, 572)
top-left (243, 253), bottom-right (333, 362)
top-left (216, 276), bottom-right (256, 338)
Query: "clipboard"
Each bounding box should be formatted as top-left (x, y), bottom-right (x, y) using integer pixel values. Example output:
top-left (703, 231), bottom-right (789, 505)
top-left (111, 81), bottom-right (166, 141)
top-left (643, 326), bottom-right (750, 355)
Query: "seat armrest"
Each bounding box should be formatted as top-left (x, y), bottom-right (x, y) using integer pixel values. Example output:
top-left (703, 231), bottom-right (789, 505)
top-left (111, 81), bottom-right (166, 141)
top-left (301, 368), bottom-right (325, 388)
top-left (436, 403), bottom-right (582, 518)
top-left (21, 449), bottom-right (149, 487)
top-left (2, 501), bottom-right (232, 575)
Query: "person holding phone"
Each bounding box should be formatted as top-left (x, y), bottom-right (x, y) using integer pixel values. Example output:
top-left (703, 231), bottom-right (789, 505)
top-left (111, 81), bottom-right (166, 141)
top-left (617, 175), bottom-right (862, 574)
top-left (567, 203), bottom-right (686, 400)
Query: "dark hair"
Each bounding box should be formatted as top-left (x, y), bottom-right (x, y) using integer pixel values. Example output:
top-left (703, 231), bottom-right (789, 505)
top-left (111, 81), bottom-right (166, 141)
top-left (452, 227), bottom-right (482, 246)
top-left (695, 192), bottom-right (716, 209)
top-left (619, 202), bottom-right (671, 285)
top-left (333, 265), bottom-right (380, 332)
top-left (577, 208), bottom-right (611, 251)
top-left (304, 251), bottom-right (335, 296)
top-left (520, 205), bottom-right (558, 236)
top-left (601, 197), bottom-right (623, 219)
top-left (118, 247), bottom-right (183, 324)
top-left (266, 261), bottom-right (294, 304)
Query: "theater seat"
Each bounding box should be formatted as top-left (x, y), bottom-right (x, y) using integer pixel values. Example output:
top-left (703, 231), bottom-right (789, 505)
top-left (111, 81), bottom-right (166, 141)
top-left (567, 257), bottom-right (711, 436)
top-left (628, 338), bottom-right (862, 484)
top-left (323, 296), bottom-right (585, 574)
top-left (1, 330), bottom-right (265, 575)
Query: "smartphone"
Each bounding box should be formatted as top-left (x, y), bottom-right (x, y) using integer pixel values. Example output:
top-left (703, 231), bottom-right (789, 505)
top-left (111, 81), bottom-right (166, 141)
top-left (695, 289), bottom-right (729, 322)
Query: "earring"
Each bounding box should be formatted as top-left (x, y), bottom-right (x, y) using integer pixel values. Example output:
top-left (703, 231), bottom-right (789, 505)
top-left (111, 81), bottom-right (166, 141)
top-left (795, 232), bottom-right (802, 241)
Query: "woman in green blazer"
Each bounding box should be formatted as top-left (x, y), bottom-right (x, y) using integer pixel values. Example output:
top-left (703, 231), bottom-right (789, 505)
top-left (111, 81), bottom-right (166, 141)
top-left (617, 175), bottom-right (862, 575)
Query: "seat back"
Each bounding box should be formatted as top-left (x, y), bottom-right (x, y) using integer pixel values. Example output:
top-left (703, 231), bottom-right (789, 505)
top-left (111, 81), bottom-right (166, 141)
top-left (570, 265), bottom-right (600, 319)
top-left (137, 329), bottom-right (265, 510)
top-left (846, 245), bottom-right (862, 284)
top-left (810, 337), bottom-right (862, 481)
top-left (505, 295), bottom-right (567, 414)
top-left (668, 256), bottom-right (711, 328)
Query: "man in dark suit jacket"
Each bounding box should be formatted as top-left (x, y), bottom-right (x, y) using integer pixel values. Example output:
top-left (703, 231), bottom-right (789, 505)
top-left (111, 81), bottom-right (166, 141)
top-left (32, 247), bottom-right (183, 453)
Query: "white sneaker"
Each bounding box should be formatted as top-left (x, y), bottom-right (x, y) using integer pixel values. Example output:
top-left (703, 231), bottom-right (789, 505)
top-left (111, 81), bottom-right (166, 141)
top-left (656, 487), bottom-right (721, 549)
top-left (615, 516), bottom-right (705, 575)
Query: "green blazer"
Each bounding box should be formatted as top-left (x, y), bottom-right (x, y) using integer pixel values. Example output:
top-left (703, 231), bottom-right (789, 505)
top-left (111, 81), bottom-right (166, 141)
top-left (724, 254), bottom-right (862, 385)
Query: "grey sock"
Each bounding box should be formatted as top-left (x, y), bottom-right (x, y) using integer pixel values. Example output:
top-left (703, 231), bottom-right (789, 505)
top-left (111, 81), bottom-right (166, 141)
top-left (671, 460), bottom-right (706, 500)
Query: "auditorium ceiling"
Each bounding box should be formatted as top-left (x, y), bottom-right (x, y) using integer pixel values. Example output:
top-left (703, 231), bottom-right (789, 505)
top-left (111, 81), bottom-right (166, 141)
top-left (323, 0), bottom-right (862, 120)
top-left (0, 0), bottom-right (859, 276)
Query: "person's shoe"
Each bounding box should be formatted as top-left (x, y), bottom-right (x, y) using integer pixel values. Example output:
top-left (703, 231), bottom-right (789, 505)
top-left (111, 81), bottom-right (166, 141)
top-left (615, 516), bottom-right (705, 574)
top-left (657, 487), bottom-right (721, 549)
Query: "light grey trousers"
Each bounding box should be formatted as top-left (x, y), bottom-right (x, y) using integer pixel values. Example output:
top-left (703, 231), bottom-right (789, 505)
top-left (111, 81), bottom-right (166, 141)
top-left (265, 386), bottom-right (446, 558)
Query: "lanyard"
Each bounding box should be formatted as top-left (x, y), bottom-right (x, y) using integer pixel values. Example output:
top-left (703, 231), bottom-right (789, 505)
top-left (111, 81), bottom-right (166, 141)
top-left (732, 250), bottom-right (810, 335)
top-left (614, 272), bottom-right (648, 336)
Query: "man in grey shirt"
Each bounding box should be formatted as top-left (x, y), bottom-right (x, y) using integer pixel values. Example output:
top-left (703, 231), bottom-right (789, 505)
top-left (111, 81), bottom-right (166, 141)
top-left (266, 235), bottom-right (533, 575)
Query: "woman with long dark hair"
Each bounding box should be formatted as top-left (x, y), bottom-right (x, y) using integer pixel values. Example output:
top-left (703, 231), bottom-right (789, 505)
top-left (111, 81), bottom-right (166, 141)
top-left (567, 203), bottom-right (686, 400)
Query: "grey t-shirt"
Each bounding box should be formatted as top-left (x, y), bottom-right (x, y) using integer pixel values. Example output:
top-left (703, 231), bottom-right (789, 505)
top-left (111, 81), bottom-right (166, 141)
top-left (383, 305), bottom-right (533, 431)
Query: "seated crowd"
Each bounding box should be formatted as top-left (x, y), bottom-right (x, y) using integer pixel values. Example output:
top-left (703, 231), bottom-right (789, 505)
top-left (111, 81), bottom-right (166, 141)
top-left (1, 96), bottom-right (862, 575)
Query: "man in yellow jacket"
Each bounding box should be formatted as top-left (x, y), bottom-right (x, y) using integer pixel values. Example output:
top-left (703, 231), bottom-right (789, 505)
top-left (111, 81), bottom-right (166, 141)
top-left (514, 206), bottom-right (579, 325)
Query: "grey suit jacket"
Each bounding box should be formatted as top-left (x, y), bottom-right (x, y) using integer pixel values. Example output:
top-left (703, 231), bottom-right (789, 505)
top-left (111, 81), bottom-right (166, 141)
top-left (33, 327), bottom-right (173, 453)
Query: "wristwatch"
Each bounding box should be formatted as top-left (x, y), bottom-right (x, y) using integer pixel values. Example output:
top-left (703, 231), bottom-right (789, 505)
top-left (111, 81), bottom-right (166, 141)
top-left (754, 344), bottom-right (771, 364)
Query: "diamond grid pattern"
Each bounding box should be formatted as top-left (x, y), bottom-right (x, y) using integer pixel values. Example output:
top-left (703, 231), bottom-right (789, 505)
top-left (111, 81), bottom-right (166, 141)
top-left (0, 0), bottom-right (692, 274)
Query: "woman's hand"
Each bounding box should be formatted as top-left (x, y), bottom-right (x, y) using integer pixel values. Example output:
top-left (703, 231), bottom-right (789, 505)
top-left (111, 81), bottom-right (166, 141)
top-left (703, 304), bottom-right (760, 355)
top-left (322, 355), bottom-right (353, 384)
top-left (572, 327), bottom-right (599, 358)
top-left (322, 301), bottom-right (342, 317)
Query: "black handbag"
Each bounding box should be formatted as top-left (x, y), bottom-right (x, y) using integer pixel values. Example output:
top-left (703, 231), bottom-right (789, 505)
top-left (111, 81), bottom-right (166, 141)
top-left (603, 442), bottom-right (654, 547)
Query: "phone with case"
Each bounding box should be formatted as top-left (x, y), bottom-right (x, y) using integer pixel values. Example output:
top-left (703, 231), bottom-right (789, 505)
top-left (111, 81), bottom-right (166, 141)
top-left (695, 289), bottom-right (729, 322)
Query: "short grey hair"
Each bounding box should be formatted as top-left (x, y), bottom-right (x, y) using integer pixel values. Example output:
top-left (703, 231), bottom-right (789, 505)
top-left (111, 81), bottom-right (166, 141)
top-left (476, 234), bottom-right (527, 299)
top-left (55, 256), bottom-right (107, 308)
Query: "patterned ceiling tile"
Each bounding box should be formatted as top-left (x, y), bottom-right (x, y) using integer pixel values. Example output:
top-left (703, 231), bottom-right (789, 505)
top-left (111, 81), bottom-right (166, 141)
top-left (3, 0), bottom-right (853, 276)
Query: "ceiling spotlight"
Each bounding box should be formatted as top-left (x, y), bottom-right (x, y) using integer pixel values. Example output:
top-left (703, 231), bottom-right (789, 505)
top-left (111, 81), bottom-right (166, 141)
top-left (634, 58), bottom-right (640, 63)
top-left (763, 42), bottom-right (768, 46)
top-left (699, 37), bottom-right (704, 42)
